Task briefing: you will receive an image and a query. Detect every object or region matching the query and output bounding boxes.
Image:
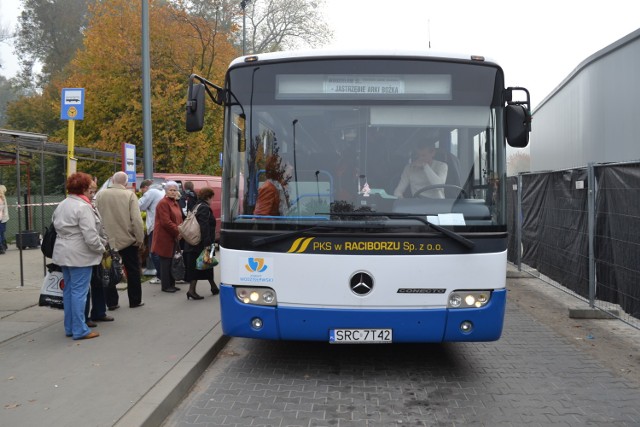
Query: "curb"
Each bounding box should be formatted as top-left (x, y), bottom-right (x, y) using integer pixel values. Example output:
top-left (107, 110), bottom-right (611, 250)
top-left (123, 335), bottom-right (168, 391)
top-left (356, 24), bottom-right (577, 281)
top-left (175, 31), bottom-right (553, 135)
top-left (114, 322), bottom-right (230, 427)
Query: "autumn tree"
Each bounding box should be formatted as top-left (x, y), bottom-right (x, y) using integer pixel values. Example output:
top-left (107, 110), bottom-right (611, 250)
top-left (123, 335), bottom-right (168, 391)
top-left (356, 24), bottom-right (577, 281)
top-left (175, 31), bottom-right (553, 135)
top-left (177, 0), bottom-right (333, 54)
top-left (61, 0), bottom-right (237, 176)
top-left (244, 0), bottom-right (333, 53)
top-left (4, 0), bottom-right (332, 181)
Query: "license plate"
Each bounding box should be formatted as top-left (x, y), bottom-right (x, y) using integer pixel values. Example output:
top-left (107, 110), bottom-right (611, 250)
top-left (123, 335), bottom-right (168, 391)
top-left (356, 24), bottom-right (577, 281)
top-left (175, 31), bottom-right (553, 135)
top-left (329, 329), bottom-right (392, 343)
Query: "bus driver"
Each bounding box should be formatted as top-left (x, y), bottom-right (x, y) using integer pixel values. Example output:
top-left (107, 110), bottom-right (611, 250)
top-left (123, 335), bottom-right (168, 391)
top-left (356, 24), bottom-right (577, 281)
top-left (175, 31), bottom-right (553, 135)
top-left (393, 139), bottom-right (448, 199)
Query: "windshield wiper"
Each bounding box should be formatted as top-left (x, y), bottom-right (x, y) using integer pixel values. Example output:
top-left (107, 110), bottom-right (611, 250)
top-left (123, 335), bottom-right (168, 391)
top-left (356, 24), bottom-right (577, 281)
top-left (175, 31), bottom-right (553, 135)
top-left (328, 212), bottom-right (475, 249)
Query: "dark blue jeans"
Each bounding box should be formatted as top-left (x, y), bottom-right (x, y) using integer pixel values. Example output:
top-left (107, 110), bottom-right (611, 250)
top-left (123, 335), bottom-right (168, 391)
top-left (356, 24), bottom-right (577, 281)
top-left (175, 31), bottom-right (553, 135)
top-left (148, 231), bottom-right (161, 279)
top-left (0, 221), bottom-right (6, 250)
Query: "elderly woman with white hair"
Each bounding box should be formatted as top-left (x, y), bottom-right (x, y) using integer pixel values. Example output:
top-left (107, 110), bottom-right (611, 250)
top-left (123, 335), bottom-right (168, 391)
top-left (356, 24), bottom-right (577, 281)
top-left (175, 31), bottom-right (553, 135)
top-left (151, 181), bottom-right (183, 293)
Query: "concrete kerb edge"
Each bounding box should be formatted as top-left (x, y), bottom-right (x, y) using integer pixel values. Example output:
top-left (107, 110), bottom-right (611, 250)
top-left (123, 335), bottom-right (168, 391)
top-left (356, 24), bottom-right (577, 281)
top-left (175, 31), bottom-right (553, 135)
top-left (0, 309), bottom-right (62, 346)
top-left (113, 322), bottom-right (230, 427)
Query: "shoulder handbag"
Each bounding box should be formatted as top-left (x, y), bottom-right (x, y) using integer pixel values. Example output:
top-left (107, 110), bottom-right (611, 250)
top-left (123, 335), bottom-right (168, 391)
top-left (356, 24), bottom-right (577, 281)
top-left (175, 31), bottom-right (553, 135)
top-left (41, 222), bottom-right (57, 258)
top-left (178, 203), bottom-right (203, 246)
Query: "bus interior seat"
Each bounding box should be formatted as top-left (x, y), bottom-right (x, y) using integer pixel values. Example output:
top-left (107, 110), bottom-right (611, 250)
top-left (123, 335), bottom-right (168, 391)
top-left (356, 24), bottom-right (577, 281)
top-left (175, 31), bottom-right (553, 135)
top-left (435, 150), bottom-right (463, 198)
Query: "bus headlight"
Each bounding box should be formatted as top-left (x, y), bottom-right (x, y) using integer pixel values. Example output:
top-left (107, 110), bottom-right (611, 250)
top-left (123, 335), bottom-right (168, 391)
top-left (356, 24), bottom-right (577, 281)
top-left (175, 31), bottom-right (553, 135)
top-left (448, 291), bottom-right (491, 309)
top-left (236, 287), bottom-right (277, 306)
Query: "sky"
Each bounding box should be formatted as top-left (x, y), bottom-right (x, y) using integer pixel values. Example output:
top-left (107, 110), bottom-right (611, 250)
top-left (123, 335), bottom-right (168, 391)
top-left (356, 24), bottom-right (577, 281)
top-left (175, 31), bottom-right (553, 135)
top-left (321, 0), bottom-right (640, 109)
top-left (1, 0), bottom-right (639, 109)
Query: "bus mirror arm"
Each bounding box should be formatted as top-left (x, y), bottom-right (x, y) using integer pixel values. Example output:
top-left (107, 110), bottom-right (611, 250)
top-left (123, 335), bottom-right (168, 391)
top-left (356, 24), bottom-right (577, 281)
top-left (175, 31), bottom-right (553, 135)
top-left (187, 74), bottom-right (245, 132)
top-left (189, 74), bottom-right (225, 105)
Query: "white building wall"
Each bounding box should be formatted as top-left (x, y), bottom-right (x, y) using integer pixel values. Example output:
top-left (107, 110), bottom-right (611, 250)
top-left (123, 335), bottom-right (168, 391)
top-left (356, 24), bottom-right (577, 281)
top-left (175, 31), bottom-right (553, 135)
top-left (531, 28), bottom-right (640, 171)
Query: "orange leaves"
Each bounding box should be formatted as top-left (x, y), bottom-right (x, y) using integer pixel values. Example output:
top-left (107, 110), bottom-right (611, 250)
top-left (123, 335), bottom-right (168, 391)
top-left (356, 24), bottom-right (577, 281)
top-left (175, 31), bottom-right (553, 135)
top-left (58, 0), bottom-right (238, 174)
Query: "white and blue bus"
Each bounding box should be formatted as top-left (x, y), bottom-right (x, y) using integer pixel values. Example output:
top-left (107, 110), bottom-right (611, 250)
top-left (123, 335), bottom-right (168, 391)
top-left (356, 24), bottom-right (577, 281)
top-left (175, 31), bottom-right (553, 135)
top-left (186, 50), bottom-right (530, 343)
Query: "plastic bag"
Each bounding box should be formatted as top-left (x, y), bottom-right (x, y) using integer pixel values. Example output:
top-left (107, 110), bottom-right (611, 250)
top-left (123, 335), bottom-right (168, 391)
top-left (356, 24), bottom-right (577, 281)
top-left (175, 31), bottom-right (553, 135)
top-left (172, 249), bottom-right (185, 280)
top-left (97, 248), bottom-right (123, 287)
top-left (196, 245), bottom-right (218, 270)
top-left (39, 263), bottom-right (64, 309)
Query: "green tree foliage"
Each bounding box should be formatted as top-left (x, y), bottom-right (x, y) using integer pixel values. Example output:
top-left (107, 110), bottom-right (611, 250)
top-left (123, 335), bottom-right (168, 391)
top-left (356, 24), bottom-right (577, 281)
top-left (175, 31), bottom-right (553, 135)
top-left (14, 0), bottom-right (90, 87)
top-left (5, 85), bottom-right (59, 134)
top-left (4, 83), bottom-right (71, 194)
top-left (0, 76), bottom-right (20, 126)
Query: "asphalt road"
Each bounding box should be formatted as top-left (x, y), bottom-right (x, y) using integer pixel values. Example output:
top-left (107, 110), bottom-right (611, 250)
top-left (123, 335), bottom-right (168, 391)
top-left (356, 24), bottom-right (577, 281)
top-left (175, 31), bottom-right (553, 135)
top-left (162, 274), bottom-right (640, 427)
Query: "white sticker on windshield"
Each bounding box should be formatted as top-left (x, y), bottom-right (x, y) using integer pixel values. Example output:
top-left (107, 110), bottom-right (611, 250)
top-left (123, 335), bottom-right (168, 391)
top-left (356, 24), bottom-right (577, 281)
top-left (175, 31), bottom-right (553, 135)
top-left (437, 213), bottom-right (466, 226)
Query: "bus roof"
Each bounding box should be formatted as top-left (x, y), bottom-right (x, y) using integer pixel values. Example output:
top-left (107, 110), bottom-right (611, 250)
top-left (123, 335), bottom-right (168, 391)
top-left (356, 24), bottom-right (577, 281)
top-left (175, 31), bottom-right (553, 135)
top-left (229, 49), bottom-right (498, 68)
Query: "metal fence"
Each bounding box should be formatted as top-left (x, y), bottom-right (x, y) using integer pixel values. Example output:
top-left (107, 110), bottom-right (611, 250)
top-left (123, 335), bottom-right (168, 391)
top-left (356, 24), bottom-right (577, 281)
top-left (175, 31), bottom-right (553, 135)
top-left (1, 128), bottom-right (121, 247)
top-left (4, 194), bottom-right (64, 246)
top-left (507, 161), bottom-right (640, 330)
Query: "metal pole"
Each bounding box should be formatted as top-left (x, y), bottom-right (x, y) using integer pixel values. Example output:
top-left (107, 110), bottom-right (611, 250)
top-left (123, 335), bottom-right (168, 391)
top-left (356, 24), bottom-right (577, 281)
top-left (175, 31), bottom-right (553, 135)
top-left (16, 149), bottom-right (24, 287)
top-left (241, 0), bottom-right (251, 55)
top-left (41, 148), bottom-right (46, 276)
top-left (142, 0), bottom-right (153, 179)
top-left (587, 162), bottom-right (596, 308)
top-left (66, 120), bottom-right (75, 176)
top-left (242, 2), bottom-right (247, 55)
top-left (516, 174), bottom-right (522, 271)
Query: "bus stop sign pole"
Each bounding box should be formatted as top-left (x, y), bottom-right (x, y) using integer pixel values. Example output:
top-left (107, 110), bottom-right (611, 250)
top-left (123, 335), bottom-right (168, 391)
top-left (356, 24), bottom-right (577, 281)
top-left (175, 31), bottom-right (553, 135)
top-left (61, 88), bottom-right (85, 176)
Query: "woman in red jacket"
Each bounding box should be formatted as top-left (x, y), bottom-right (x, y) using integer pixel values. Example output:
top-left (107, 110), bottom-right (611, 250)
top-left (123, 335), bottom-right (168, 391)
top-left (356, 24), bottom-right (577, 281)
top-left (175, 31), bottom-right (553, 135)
top-left (254, 154), bottom-right (291, 216)
top-left (151, 181), bottom-right (183, 293)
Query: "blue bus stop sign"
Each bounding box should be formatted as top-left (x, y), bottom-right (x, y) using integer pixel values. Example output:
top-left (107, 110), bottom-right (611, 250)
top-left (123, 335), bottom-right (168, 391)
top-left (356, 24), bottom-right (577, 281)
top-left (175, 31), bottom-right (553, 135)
top-left (61, 88), bottom-right (85, 120)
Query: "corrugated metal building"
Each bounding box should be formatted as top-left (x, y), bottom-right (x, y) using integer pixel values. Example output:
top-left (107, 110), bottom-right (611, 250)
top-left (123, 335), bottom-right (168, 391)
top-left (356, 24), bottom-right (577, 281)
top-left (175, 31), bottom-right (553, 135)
top-left (531, 28), bottom-right (640, 172)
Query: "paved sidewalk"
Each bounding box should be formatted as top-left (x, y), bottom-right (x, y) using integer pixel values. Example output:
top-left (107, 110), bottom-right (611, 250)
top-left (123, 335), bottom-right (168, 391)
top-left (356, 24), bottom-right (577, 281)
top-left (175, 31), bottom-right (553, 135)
top-left (0, 244), bottom-right (227, 427)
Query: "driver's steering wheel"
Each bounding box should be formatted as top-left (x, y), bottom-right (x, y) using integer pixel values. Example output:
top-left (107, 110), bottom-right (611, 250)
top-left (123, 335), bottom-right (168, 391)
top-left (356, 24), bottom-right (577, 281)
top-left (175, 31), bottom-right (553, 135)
top-left (412, 184), bottom-right (467, 199)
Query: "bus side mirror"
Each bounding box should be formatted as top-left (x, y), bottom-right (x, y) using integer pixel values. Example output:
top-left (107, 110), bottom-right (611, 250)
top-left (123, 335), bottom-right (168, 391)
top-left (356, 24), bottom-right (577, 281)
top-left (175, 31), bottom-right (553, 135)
top-left (186, 83), bottom-right (205, 132)
top-left (505, 104), bottom-right (530, 148)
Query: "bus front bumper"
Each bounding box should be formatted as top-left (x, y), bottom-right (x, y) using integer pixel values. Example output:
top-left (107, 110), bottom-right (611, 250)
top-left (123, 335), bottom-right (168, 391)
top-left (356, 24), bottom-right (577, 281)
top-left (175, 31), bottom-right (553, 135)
top-left (220, 286), bottom-right (506, 343)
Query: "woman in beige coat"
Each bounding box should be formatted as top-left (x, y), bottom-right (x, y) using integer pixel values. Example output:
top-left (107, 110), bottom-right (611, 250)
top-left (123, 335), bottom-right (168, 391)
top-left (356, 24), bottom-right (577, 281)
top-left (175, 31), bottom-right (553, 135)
top-left (52, 172), bottom-right (106, 340)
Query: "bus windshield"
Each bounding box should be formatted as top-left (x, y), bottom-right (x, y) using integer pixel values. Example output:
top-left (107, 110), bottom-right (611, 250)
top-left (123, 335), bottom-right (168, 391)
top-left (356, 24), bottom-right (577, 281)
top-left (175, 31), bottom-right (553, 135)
top-left (223, 57), bottom-right (505, 232)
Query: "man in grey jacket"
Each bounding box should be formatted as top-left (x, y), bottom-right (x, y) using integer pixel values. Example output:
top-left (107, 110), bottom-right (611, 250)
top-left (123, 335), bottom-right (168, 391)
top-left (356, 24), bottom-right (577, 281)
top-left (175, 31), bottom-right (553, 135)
top-left (95, 171), bottom-right (145, 308)
top-left (139, 180), bottom-right (164, 284)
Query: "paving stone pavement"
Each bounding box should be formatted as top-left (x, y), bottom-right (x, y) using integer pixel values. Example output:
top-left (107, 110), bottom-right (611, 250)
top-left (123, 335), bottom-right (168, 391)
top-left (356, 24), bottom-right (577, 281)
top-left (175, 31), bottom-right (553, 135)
top-left (162, 275), bottom-right (640, 427)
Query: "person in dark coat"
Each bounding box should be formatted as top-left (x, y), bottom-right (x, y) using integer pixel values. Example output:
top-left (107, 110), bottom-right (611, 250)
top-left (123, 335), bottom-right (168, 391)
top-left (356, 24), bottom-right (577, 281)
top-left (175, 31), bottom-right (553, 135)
top-left (183, 187), bottom-right (218, 300)
top-left (179, 180), bottom-right (198, 215)
top-left (151, 181), bottom-right (183, 293)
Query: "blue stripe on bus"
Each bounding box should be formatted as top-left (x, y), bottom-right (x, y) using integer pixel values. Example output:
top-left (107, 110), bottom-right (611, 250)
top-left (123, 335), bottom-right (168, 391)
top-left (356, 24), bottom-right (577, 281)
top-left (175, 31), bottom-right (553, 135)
top-left (220, 286), bottom-right (506, 343)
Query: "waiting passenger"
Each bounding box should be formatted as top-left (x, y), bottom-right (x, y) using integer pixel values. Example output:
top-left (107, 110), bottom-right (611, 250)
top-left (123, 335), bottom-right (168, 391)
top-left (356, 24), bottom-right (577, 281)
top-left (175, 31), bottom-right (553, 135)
top-left (254, 154), bottom-right (291, 216)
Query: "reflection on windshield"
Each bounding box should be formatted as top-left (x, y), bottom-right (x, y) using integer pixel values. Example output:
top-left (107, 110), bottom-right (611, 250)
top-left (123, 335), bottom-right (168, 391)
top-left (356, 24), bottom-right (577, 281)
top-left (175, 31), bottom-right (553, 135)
top-left (230, 104), bottom-right (502, 227)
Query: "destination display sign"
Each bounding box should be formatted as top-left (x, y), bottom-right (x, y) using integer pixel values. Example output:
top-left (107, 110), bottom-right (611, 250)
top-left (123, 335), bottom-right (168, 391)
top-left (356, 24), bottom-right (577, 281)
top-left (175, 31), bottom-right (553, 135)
top-left (276, 74), bottom-right (451, 100)
top-left (323, 75), bottom-right (405, 95)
